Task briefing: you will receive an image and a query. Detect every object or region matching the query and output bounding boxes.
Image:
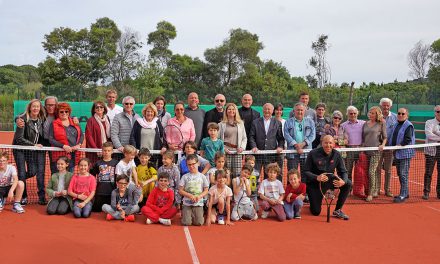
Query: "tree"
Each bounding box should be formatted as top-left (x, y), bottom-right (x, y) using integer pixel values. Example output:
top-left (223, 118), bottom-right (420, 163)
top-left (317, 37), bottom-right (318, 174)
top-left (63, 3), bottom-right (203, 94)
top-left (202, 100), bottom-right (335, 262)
top-left (407, 40), bottom-right (430, 79)
top-left (204, 28), bottom-right (264, 91)
top-left (106, 28), bottom-right (143, 84)
top-left (147, 21), bottom-right (177, 68)
top-left (308, 34), bottom-right (331, 88)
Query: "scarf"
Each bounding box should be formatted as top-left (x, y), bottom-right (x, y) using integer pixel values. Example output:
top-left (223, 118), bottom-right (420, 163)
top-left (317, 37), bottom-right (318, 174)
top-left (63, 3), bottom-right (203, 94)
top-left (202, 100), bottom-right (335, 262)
top-left (94, 114), bottom-right (110, 145)
top-left (137, 117), bottom-right (158, 129)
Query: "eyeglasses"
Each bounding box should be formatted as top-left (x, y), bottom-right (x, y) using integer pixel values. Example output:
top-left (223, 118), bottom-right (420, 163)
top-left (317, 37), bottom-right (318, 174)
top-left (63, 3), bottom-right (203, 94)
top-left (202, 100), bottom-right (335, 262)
top-left (397, 112), bottom-right (406, 116)
top-left (117, 182), bottom-right (128, 186)
top-left (333, 117), bottom-right (342, 120)
top-left (215, 99), bottom-right (225, 103)
top-left (124, 103), bottom-right (134, 106)
top-left (187, 162), bottom-right (197, 166)
top-left (349, 113), bottom-right (357, 116)
top-left (95, 106), bottom-right (104, 109)
top-left (175, 108), bottom-right (184, 112)
top-left (158, 179), bottom-right (169, 182)
top-left (58, 111), bottom-right (69, 114)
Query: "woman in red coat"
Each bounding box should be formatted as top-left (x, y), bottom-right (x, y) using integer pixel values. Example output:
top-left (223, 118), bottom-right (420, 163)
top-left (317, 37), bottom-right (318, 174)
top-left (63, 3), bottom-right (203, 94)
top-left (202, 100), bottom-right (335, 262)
top-left (85, 101), bottom-right (111, 164)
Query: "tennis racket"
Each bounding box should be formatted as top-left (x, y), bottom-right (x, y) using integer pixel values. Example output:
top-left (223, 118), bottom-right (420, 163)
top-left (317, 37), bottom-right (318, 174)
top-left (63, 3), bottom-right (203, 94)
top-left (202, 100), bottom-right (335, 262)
top-left (235, 178), bottom-right (257, 221)
top-left (163, 124), bottom-right (184, 150)
top-left (319, 173), bottom-right (340, 223)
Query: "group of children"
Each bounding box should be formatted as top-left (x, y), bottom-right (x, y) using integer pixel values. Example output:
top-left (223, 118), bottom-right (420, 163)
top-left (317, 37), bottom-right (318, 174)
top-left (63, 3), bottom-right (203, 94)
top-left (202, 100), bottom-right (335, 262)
top-left (0, 120), bottom-right (308, 226)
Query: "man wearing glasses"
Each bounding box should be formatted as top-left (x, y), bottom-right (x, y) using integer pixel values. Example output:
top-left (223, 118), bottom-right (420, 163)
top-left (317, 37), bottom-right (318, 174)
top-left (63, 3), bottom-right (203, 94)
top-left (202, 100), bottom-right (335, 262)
top-left (202, 94), bottom-right (226, 138)
top-left (423, 105), bottom-right (440, 200)
top-left (387, 108), bottom-right (415, 203)
top-left (284, 102), bottom-right (315, 183)
top-left (378, 98), bottom-right (398, 197)
top-left (111, 96), bottom-right (140, 153)
top-left (341, 106), bottom-right (366, 181)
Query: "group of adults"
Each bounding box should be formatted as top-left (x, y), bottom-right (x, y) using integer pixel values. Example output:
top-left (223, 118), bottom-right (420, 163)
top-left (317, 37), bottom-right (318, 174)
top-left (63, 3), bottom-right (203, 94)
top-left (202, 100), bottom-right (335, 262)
top-left (11, 89), bottom-right (440, 216)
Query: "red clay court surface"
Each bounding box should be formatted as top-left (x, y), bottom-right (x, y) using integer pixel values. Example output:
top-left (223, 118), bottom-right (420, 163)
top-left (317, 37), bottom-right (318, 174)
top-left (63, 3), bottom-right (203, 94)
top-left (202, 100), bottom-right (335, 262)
top-left (1, 131), bottom-right (440, 263)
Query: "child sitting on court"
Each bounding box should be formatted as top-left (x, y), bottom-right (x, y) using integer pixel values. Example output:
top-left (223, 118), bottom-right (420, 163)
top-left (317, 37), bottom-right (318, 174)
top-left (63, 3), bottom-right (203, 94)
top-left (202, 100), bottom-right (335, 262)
top-left (90, 142), bottom-right (118, 212)
top-left (283, 169), bottom-right (306, 220)
top-left (179, 154), bottom-right (209, 226)
top-left (136, 148), bottom-right (157, 206)
top-left (200, 122), bottom-right (224, 167)
top-left (102, 174), bottom-right (140, 222)
top-left (258, 163), bottom-right (286, 222)
top-left (245, 155), bottom-right (260, 211)
top-left (206, 152), bottom-right (231, 186)
top-left (0, 151), bottom-right (25, 213)
top-left (46, 156), bottom-right (73, 215)
top-left (206, 170), bottom-right (233, 226)
top-left (142, 172), bottom-right (178, 225)
top-left (157, 150), bottom-right (181, 206)
top-left (231, 165), bottom-right (258, 221)
top-left (177, 141), bottom-right (211, 177)
top-left (68, 158), bottom-right (96, 218)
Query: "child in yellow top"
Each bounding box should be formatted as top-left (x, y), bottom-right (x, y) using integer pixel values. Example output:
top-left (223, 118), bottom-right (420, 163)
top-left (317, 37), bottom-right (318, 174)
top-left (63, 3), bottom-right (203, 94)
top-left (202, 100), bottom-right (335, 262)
top-left (136, 148), bottom-right (157, 206)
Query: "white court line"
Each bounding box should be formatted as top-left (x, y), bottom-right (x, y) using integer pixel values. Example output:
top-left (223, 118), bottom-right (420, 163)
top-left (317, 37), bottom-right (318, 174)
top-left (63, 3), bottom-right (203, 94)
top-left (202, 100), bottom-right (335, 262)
top-left (183, 226), bottom-right (200, 264)
top-left (425, 205), bottom-right (440, 213)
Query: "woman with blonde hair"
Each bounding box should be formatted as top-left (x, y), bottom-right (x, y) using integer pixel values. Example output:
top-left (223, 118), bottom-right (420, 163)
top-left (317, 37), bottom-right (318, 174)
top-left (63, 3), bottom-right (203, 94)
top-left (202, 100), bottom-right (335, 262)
top-left (13, 99), bottom-right (47, 205)
top-left (218, 103), bottom-right (247, 178)
top-left (362, 106), bottom-right (387, 202)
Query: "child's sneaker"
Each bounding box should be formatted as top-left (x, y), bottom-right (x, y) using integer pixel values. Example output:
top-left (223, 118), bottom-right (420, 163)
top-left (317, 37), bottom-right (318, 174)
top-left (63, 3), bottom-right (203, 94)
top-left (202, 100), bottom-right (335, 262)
top-left (261, 210), bottom-right (269, 219)
top-left (12, 202), bottom-right (25, 214)
top-left (252, 213), bottom-right (258, 221)
top-left (294, 214), bottom-right (301, 219)
top-left (0, 197), bottom-right (4, 211)
top-left (124, 215), bottom-right (135, 222)
top-left (159, 218), bottom-right (171, 226)
top-left (146, 218), bottom-right (153, 225)
top-left (217, 215), bottom-right (225, 225)
top-left (106, 214), bottom-right (114, 221)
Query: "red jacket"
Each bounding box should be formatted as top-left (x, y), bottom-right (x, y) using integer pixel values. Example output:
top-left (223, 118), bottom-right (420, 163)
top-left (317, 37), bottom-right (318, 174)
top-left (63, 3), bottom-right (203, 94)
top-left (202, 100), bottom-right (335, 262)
top-left (51, 117), bottom-right (82, 163)
top-left (284, 182), bottom-right (306, 203)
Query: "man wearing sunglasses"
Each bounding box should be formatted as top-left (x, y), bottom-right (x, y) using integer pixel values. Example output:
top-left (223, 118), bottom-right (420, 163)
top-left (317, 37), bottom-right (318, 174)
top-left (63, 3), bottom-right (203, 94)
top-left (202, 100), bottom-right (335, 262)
top-left (284, 102), bottom-right (315, 183)
top-left (341, 106), bottom-right (366, 181)
top-left (111, 96), bottom-right (140, 153)
top-left (423, 105), bottom-right (440, 200)
top-left (202, 94), bottom-right (226, 138)
top-left (388, 108), bottom-right (415, 203)
top-left (378, 98), bottom-right (398, 197)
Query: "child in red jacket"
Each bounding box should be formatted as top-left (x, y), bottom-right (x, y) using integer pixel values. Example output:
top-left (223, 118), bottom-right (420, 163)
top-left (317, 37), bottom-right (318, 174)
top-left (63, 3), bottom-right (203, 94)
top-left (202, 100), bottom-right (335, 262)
top-left (283, 169), bottom-right (306, 219)
top-left (141, 172), bottom-right (177, 226)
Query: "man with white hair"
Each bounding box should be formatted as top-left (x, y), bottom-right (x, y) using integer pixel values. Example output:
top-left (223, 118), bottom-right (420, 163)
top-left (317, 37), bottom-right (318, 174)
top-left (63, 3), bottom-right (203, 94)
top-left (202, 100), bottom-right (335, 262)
top-left (423, 105), bottom-right (440, 200)
top-left (378, 98), bottom-right (397, 197)
top-left (111, 96), bottom-right (140, 153)
top-left (341, 106), bottom-right (366, 181)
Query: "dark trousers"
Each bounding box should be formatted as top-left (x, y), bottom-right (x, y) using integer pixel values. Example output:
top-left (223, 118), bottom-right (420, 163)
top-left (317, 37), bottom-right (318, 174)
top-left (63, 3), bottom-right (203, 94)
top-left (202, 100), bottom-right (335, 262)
top-left (255, 154), bottom-right (283, 181)
top-left (13, 149), bottom-right (46, 200)
top-left (424, 151), bottom-right (440, 196)
top-left (307, 178), bottom-right (352, 216)
top-left (47, 197), bottom-right (70, 215)
top-left (92, 194), bottom-right (111, 212)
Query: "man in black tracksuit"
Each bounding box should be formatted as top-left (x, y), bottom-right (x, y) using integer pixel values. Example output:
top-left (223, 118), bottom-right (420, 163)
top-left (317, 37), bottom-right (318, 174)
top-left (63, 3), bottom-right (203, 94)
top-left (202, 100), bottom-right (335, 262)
top-left (304, 135), bottom-right (352, 220)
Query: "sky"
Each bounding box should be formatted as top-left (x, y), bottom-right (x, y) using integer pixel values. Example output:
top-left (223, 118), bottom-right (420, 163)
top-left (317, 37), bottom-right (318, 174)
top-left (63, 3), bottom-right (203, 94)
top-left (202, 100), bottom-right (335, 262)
top-left (0, 0), bottom-right (439, 86)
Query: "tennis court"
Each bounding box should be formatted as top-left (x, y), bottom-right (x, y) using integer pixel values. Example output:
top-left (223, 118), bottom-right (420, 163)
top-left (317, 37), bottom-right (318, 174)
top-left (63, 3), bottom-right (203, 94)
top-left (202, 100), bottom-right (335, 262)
top-left (1, 131), bottom-right (440, 263)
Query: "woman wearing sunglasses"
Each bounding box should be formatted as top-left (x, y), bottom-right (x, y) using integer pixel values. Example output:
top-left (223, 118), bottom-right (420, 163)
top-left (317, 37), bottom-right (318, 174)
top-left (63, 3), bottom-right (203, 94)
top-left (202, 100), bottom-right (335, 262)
top-left (85, 101), bottom-right (111, 164)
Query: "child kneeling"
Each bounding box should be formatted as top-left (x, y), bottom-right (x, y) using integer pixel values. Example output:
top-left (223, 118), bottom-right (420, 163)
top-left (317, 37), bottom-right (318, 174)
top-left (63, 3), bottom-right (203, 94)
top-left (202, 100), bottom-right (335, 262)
top-left (206, 170), bottom-right (233, 226)
top-left (231, 165), bottom-right (258, 221)
top-left (141, 172), bottom-right (177, 226)
top-left (283, 169), bottom-right (306, 219)
top-left (102, 174), bottom-right (140, 222)
top-left (258, 163), bottom-right (286, 222)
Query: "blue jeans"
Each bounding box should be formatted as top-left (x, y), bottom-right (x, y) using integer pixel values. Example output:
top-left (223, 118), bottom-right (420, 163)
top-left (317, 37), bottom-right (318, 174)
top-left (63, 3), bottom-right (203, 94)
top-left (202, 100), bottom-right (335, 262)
top-left (13, 149), bottom-right (46, 200)
top-left (287, 154), bottom-right (306, 182)
top-left (73, 200), bottom-right (93, 218)
top-left (395, 158), bottom-right (410, 198)
top-left (283, 198), bottom-right (304, 219)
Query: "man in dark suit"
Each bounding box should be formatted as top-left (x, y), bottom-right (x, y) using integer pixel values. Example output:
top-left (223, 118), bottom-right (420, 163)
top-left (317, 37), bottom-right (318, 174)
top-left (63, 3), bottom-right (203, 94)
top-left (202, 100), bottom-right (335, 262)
top-left (202, 94), bottom-right (226, 139)
top-left (248, 103), bottom-right (285, 181)
top-left (238, 93), bottom-right (261, 150)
